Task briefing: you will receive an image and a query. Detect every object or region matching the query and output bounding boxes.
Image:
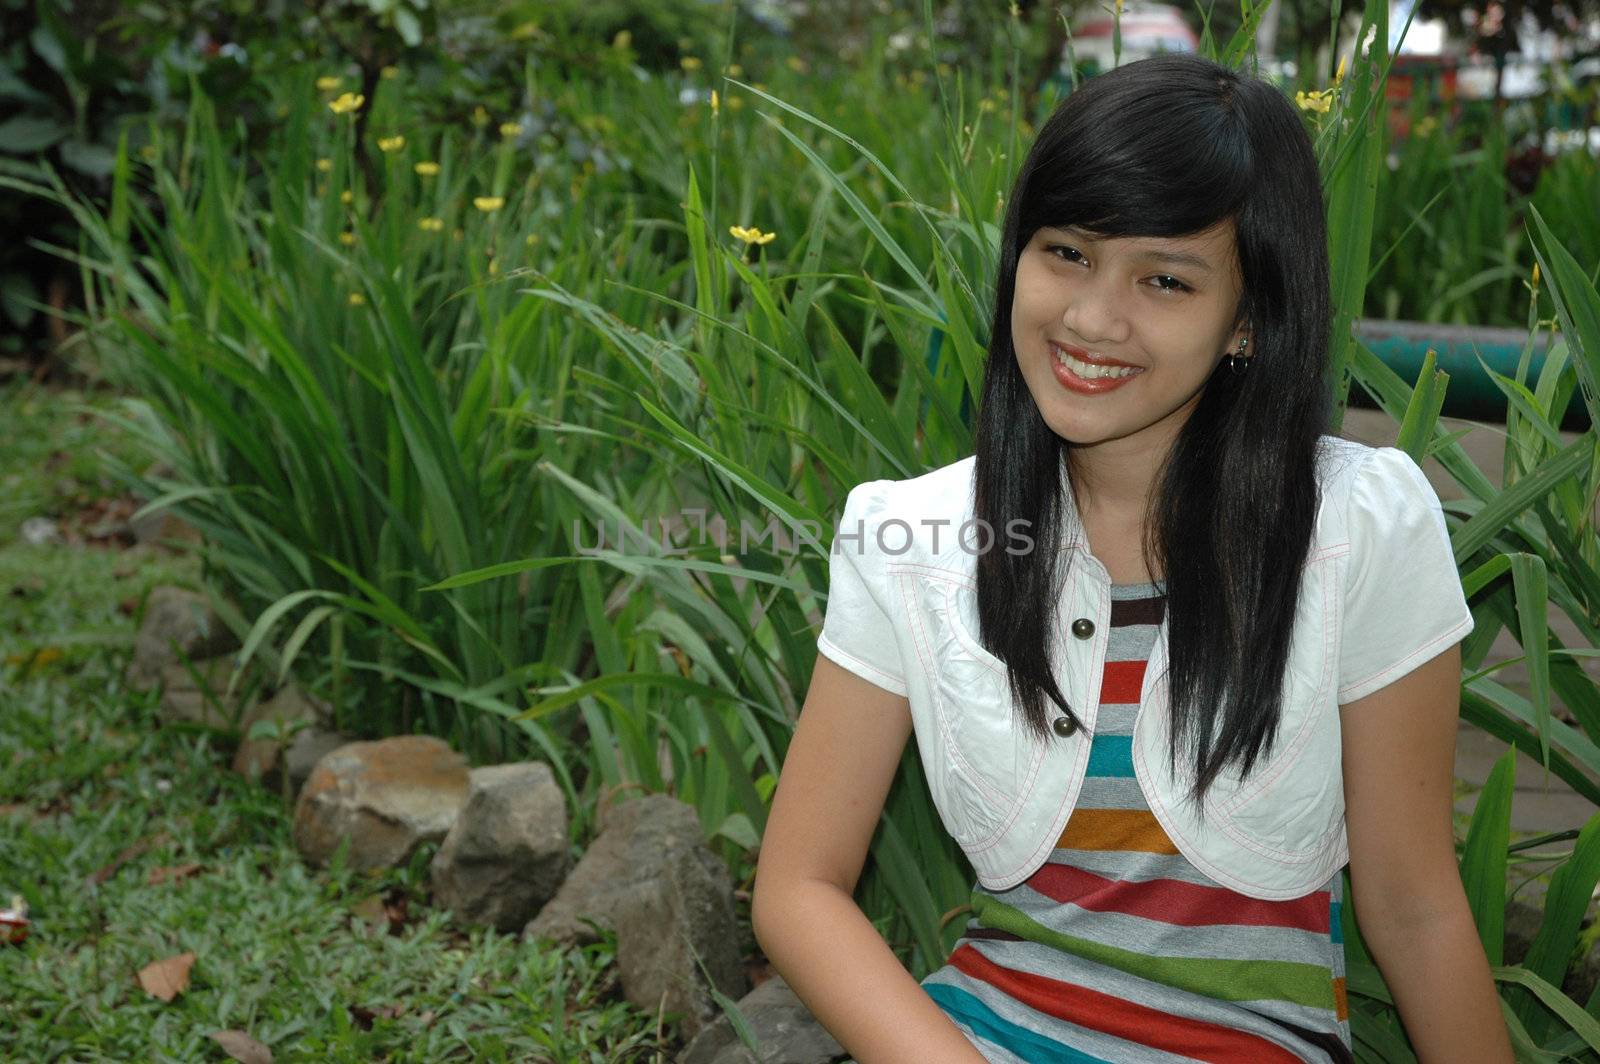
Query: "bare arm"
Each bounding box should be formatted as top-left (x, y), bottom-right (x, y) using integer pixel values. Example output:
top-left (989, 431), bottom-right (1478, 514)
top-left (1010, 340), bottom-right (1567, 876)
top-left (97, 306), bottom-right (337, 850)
top-left (1340, 643), bottom-right (1514, 1063)
top-left (753, 654), bottom-right (990, 1064)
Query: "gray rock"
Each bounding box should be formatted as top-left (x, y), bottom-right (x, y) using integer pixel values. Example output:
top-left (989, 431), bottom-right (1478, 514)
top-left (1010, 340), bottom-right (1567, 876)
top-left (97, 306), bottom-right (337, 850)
top-left (129, 509), bottom-right (202, 548)
top-left (429, 763), bottom-right (572, 932)
top-left (233, 691), bottom-right (350, 802)
top-left (524, 793), bottom-right (749, 1041)
top-left (129, 587), bottom-right (238, 689)
top-left (158, 656), bottom-right (257, 729)
top-left (20, 517), bottom-right (62, 546)
top-left (292, 735), bottom-right (469, 872)
top-left (677, 973), bottom-right (847, 1064)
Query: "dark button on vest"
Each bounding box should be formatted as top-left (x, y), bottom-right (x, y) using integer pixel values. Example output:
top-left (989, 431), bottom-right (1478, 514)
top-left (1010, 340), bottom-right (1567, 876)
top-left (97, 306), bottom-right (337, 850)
top-left (1071, 617), bottom-right (1095, 639)
top-left (1053, 715), bottom-right (1079, 737)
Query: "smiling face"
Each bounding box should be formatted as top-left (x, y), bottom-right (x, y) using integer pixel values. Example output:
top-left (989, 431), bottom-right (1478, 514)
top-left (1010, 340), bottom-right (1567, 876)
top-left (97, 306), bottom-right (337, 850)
top-left (1010, 219), bottom-right (1249, 472)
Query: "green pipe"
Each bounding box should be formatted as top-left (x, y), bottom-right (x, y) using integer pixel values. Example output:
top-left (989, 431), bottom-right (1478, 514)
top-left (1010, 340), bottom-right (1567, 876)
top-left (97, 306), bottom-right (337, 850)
top-left (1351, 319), bottom-right (1588, 431)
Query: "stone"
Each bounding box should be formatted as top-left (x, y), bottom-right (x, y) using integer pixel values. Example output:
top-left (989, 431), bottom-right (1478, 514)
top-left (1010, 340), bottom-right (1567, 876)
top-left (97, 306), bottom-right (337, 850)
top-left (524, 793), bottom-right (749, 1041)
top-left (158, 657), bottom-right (257, 729)
top-left (129, 587), bottom-right (238, 689)
top-left (231, 684), bottom-right (338, 789)
top-left (130, 509), bottom-right (202, 549)
top-left (429, 763), bottom-right (572, 932)
top-left (19, 517), bottom-right (62, 546)
top-left (676, 973), bottom-right (847, 1064)
top-left (292, 735), bottom-right (469, 872)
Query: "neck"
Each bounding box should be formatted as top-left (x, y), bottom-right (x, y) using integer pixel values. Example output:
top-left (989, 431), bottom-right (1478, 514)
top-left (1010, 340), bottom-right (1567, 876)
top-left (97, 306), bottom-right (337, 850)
top-left (1064, 432), bottom-right (1172, 526)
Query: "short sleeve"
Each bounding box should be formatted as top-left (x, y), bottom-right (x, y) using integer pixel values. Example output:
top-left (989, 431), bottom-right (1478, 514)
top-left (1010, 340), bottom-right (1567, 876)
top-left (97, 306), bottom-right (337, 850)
top-left (1337, 446), bottom-right (1476, 705)
top-left (815, 480), bottom-right (909, 696)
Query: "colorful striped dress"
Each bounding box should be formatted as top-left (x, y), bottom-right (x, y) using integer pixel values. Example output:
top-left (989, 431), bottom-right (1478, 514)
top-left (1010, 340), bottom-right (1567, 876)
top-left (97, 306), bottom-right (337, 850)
top-left (920, 579), bottom-right (1351, 1063)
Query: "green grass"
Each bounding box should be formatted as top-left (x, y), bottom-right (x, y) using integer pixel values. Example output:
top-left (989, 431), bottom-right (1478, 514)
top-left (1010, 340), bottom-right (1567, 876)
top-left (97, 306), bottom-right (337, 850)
top-left (0, 390), bottom-right (687, 1062)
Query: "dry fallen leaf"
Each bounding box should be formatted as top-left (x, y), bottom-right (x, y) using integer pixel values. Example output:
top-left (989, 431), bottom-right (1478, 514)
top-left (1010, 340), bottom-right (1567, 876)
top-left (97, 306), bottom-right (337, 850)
top-left (209, 1029), bottom-right (273, 1064)
top-left (89, 831), bottom-right (173, 886)
top-left (137, 950), bottom-right (196, 1002)
top-left (147, 863), bottom-right (204, 886)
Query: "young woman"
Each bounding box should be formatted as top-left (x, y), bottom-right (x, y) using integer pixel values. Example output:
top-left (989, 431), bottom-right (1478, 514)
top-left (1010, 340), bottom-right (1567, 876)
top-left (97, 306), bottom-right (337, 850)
top-left (752, 52), bottom-right (1514, 1064)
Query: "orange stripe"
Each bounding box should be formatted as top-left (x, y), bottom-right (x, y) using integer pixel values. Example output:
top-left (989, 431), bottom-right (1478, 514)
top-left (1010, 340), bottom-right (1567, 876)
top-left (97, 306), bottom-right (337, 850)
top-left (1333, 977), bottom-right (1347, 1022)
top-left (1058, 808), bottom-right (1180, 854)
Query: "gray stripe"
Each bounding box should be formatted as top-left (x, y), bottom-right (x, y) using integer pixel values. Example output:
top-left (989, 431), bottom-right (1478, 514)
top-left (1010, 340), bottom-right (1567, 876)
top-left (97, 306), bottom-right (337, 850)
top-left (925, 962), bottom-right (1209, 1064)
top-left (1104, 622), bottom-right (1160, 662)
top-left (927, 939), bottom-right (1342, 1063)
top-left (925, 606), bottom-right (1349, 1061)
top-left (971, 880), bottom-right (1344, 966)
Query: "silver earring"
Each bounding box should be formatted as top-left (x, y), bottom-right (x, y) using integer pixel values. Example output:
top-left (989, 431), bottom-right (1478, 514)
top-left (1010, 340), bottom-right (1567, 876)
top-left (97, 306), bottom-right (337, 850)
top-left (1225, 336), bottom-right (1250, 372)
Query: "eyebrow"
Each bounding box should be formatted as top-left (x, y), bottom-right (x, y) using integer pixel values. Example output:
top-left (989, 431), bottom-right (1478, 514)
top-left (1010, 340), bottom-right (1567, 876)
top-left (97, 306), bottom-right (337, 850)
top-left (1042, 226), bottom-right (1217, 275)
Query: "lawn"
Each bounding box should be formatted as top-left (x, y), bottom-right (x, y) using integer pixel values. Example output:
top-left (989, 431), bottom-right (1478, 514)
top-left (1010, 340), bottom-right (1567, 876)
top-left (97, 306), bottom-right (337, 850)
top-left (0, 383), bottom-right (684, 1062)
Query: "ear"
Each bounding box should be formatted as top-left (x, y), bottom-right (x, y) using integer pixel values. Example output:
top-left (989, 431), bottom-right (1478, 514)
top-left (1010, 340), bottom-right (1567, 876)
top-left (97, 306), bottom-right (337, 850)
top-left (1228, 318), bottom-right (1252, 353)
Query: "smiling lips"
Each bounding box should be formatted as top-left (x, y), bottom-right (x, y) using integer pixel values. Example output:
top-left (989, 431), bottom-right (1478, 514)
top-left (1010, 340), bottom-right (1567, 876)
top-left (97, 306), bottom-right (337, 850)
top-left (1050, 342), bottom-right (1144, 393)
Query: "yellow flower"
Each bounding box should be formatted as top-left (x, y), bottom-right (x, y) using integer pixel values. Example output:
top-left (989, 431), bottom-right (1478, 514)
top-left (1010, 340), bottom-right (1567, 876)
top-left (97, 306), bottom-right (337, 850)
top-left (979, 98), bottom-right (997, 113)
top-left (138, 144), bottom-right (158, 162)
top-left (488, 257), bottom-right (499, 276)
top-left (414, 161), bottom-right (440, 177)
top-left (499, 122), bottom-right (523, 139)
top-left (316, 157), bottom-right (333, 173)
top-left (380, 65), bottom-right (400, 80)
top-left (525, 233), bottom-right (540, 247)
top-left (338, 231), bottom-right (356, 246)
top-left (1295, 89), bottom-right (1332, 114)
top-left (347, 292), bottom-right (366, 306)
top-left (710, 90), bottom-right (719, 115)
top-left (511, 20), bottom-right (539, 40)
top-left (727, 96), bottom-right (743, 111)
top-left (1531, 262), bottom-right (1541, 288)
top-left (328, 92), bottom-right (365, 116)
top-left (474, 196), bottom-right (505, 212)
top-left (728, 224), bottom-right (776, 246)
top-left (418, 217), bottom-right (445, 232)
top-left (725, 63), bottom-right (742, 76)
top-left (377, 135), bottom-right (406, 153)
top-left (1334, 54), bottom-right (1348, 87)
top-left (340, 189), bottom-right (354, 204)
top-left (786, 56), bottom-right (807, 73)
top-left (681, 56), bottom-right (702, 72)
top-left (316, 75), bottom-right (341, 91)
top-left (612, 30), bottom-right (632, 50)
top-left (471, 105), bottom-right (490, 127)
top-left (1115, 0), bottom-right (1125, 15)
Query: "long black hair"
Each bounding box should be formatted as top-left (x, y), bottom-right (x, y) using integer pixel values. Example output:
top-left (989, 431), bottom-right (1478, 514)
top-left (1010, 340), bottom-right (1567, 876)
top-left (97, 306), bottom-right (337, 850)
top-left (972, 52), bottom-right (1332, 816)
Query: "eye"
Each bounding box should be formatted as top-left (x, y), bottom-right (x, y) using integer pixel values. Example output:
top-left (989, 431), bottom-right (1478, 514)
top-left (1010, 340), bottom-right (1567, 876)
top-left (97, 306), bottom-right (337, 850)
top-left (1150, 275), bottom-right (1193, 294)
top-left (1044, 243), bottom-right (1086, 265)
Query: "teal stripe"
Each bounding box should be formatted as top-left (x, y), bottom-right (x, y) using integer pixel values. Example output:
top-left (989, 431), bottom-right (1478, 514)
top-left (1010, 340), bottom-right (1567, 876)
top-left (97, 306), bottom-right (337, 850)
top-left (1085, 735), bottom-right (1134, 778)
top-left (924, 982), bottom-right (1114, 1064)
top-left (1330, 900), bottom-right (1343, 945)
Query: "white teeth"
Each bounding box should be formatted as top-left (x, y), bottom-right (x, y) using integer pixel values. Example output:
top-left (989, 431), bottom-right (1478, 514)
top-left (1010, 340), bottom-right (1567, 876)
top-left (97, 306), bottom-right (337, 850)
top-left (1054, 346), bottom-right (1140, 380)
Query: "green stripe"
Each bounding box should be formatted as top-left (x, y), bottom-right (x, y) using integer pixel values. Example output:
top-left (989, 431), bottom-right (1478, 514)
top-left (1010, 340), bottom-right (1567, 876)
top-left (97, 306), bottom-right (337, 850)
top-left (971, 893), bottom-right (1338, 1011)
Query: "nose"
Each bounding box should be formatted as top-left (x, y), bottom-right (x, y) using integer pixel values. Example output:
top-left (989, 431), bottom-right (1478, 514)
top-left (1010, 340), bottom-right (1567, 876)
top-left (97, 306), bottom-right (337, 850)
top-left (1060, 271), bottom-right (1133, 347)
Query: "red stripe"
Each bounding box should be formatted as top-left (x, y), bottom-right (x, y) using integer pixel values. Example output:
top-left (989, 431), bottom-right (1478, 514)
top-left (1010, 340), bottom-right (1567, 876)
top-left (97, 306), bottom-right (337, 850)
top-left (1025, 863), bottom-right (1332, 934)
top-left (950, 943), bottom-right (1306, 1064)
top-left (1099, 659), bottom-right (1146, 704)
